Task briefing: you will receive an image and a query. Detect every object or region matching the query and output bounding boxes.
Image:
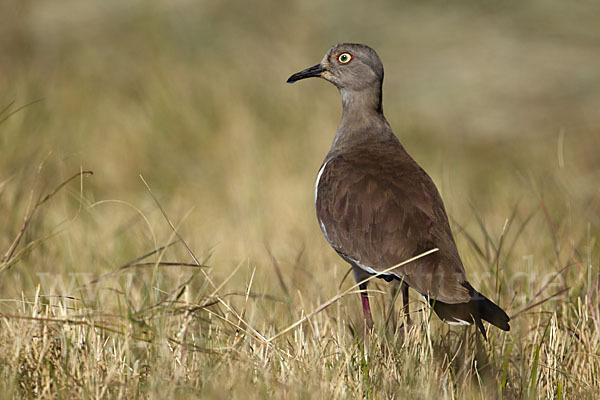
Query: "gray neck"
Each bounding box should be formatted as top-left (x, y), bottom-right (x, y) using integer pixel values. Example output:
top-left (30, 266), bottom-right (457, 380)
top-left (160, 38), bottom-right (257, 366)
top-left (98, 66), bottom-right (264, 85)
top-left (341, 84), bottom-right (383, 115)
top-left (330, 84), bottom-right (395, 153)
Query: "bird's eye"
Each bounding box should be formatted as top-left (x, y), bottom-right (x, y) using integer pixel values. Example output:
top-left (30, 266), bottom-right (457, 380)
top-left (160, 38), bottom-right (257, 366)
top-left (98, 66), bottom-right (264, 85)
top-left (337, 52), bottom-right (353, 64)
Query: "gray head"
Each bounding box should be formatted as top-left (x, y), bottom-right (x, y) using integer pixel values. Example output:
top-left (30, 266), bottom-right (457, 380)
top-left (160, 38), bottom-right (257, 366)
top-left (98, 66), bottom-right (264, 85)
top-left (287, 43), bottom-right (384, 90)
top-left (288, 43), bottom-right (384, 111)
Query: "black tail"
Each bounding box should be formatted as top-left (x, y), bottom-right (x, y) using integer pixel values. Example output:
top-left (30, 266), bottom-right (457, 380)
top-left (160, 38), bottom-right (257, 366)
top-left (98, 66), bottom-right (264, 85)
top-left (431, 282), bottom-right (510, 341)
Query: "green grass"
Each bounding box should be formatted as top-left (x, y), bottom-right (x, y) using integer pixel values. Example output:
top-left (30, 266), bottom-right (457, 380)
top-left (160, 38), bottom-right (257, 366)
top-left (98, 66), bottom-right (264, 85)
top-left (1, 0), bottom-right (600, 398)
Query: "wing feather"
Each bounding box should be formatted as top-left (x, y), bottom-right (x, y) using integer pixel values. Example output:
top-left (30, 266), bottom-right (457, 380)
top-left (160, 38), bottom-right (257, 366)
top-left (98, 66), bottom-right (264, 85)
top-left (316, 141), bottom-right (470, 303)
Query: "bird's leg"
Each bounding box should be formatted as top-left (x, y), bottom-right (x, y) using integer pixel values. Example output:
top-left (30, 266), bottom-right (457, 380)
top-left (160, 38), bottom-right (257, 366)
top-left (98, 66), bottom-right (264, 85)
top-left (402, 281), bottom-right (411, 328)
top-left (359, 283), bottom-right (374, 329)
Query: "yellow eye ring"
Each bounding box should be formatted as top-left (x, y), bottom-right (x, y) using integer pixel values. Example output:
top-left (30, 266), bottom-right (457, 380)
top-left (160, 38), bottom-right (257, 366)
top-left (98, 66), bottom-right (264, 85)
top-left (337, 52), bottom-right (353, 64)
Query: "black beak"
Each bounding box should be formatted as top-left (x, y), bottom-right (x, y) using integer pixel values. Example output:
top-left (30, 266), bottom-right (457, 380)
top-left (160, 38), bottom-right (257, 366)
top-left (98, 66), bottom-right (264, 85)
top-left (287, 64), bottom-right (325, 84)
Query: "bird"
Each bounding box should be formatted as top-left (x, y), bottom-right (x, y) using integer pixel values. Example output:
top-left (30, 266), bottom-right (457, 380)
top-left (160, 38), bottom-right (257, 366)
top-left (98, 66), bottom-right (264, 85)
top-left (287, 43), bottom-right (510, 340)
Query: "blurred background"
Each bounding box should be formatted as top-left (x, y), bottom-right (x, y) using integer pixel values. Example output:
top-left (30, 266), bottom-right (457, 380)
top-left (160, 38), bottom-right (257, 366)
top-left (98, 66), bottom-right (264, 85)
top-left (2, 1), bottom-right (600, 397)
top-left (1, 0), bottom-right (599, 323)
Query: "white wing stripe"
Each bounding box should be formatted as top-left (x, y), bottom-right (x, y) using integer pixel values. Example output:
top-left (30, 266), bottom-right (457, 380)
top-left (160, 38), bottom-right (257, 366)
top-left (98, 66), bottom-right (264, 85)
top-left (315, 161), bottom-right (328, 205)
top-left (349, 256), bottom-right (402, 281)
top-left (445, 318), bottom-right (472, 326)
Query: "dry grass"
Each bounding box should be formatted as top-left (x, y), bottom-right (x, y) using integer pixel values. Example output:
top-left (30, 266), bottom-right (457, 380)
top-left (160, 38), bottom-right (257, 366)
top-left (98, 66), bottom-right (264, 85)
top-left (1, 0), bottom-right (600, 398)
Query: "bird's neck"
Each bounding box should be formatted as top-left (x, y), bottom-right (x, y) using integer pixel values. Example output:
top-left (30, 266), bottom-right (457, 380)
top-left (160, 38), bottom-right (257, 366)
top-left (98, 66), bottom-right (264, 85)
top-left (331, 85), bottom-right (395, 152)
top-left (340, 85), bottom-right (383, 115)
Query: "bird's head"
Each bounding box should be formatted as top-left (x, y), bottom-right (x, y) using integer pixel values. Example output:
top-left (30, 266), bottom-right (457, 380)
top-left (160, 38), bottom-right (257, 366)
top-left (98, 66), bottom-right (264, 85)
top-left (287, 43), bottom-right (384, 92)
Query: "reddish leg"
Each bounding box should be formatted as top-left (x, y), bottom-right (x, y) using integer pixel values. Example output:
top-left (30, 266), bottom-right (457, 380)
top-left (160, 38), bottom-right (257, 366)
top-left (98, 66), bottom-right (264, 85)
top-left (359, 283), bottom-right (374, 329)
